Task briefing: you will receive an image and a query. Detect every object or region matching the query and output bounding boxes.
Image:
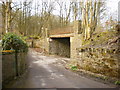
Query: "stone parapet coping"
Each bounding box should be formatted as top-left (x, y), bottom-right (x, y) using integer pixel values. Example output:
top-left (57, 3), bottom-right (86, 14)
top-left (49, 33), bottom-right (74, 38)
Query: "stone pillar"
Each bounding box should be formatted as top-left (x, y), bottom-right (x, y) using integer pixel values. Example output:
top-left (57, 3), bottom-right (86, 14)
top-left (44, 28), bottom-right (49, 53)
top-left (70, 34), bottom-right (83, 58)
top-left (70, 20), bottom-right (82, 58)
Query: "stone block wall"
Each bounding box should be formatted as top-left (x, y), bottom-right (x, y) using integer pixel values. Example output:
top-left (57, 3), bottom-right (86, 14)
top-left (76, 46), bottom-right (120, 79)
top-left (2, 52), bottom-right (27, 85)
top-left (17, 52), bottom-right (27, 75)
top-left (26, 38), bottom-right (49, 53)
top-left (70, 34), bottom-right (83, 58)
top-left (2, 53), bottom-right (16, 83)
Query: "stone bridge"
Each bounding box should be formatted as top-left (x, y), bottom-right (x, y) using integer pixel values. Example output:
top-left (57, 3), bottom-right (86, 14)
top-left (45, 21), bottom-right (82, 58)
top-left (29, 20), bottom-right (120, 79)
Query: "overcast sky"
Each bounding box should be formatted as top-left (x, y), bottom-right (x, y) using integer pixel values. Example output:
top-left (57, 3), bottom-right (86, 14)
top-left (106, 0), bottom-right (119, 20)
top-left (0, 0), bottom-right (119, 21)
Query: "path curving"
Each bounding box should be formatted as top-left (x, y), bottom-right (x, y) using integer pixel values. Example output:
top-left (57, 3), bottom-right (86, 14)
top-left (5, 49), bottom-right (116, 88)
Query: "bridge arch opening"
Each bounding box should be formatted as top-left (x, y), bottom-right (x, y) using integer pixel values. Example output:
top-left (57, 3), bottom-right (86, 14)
top-left (49, 37), bottom-right (70, 58)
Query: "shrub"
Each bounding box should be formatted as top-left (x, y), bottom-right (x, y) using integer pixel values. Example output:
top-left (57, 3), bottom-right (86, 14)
top-left (115, 80), bottom-right (120, 85)
top-left (2, 33), bottom-right (28, 52)
top-left (71, 66), bottom-right (78, 71)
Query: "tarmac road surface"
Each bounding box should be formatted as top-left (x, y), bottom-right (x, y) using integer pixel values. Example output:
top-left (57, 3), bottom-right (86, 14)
top-left (5, 49), bottom-right (116, 88)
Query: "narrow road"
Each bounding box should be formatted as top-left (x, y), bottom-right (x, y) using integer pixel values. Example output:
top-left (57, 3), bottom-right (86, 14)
top-left (6, 49), bottom-right (115, 88)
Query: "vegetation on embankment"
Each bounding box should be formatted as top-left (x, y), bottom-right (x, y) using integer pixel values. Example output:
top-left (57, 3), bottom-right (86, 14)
top-left (82, 30), bottom-right (119, 47)
top-left (66, 28), bottom-right (120, 85)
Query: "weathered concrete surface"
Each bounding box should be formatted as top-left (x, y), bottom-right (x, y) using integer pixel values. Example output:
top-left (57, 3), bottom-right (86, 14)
top-left (4, 49), bottom-right (115, 88)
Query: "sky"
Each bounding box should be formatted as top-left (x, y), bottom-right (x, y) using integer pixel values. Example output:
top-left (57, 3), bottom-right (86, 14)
top-left (106, 0), bottom-right (119, 20)
top-left (0, 0), bottom-right (120, 21)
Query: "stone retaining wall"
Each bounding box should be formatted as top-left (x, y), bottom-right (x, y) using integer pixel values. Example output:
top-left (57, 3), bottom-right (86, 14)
top-left (2, 52), bottom-right (27, 85)
top-left (76, 46), bottom-right (120, 79)
top-left (2, 52), bottom-right (16, 84)
top-left (26, 39), bottom-right (49, 53)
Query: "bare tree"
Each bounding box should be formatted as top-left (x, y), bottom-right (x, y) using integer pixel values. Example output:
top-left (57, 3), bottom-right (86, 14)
top-left (64, 2), bottom-right (73, 26)
top-left (80, 0), bottom-right (106, 40)
top-left (1, 0), bottom-right (22, 34)
top-left (72, 1), bottom-right (79, 21)
top-left (56, 0), bottom-right (64, 27)
top-left (1, 0), bottom-right (12, 33)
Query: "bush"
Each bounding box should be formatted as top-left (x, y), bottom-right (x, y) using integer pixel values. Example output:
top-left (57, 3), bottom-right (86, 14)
top-left (71, 66), bottom-right (78, 71)
top-left (115, 80), bottom-right (120, 85)
top-left (2, 33), bottom-right (28, 52)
